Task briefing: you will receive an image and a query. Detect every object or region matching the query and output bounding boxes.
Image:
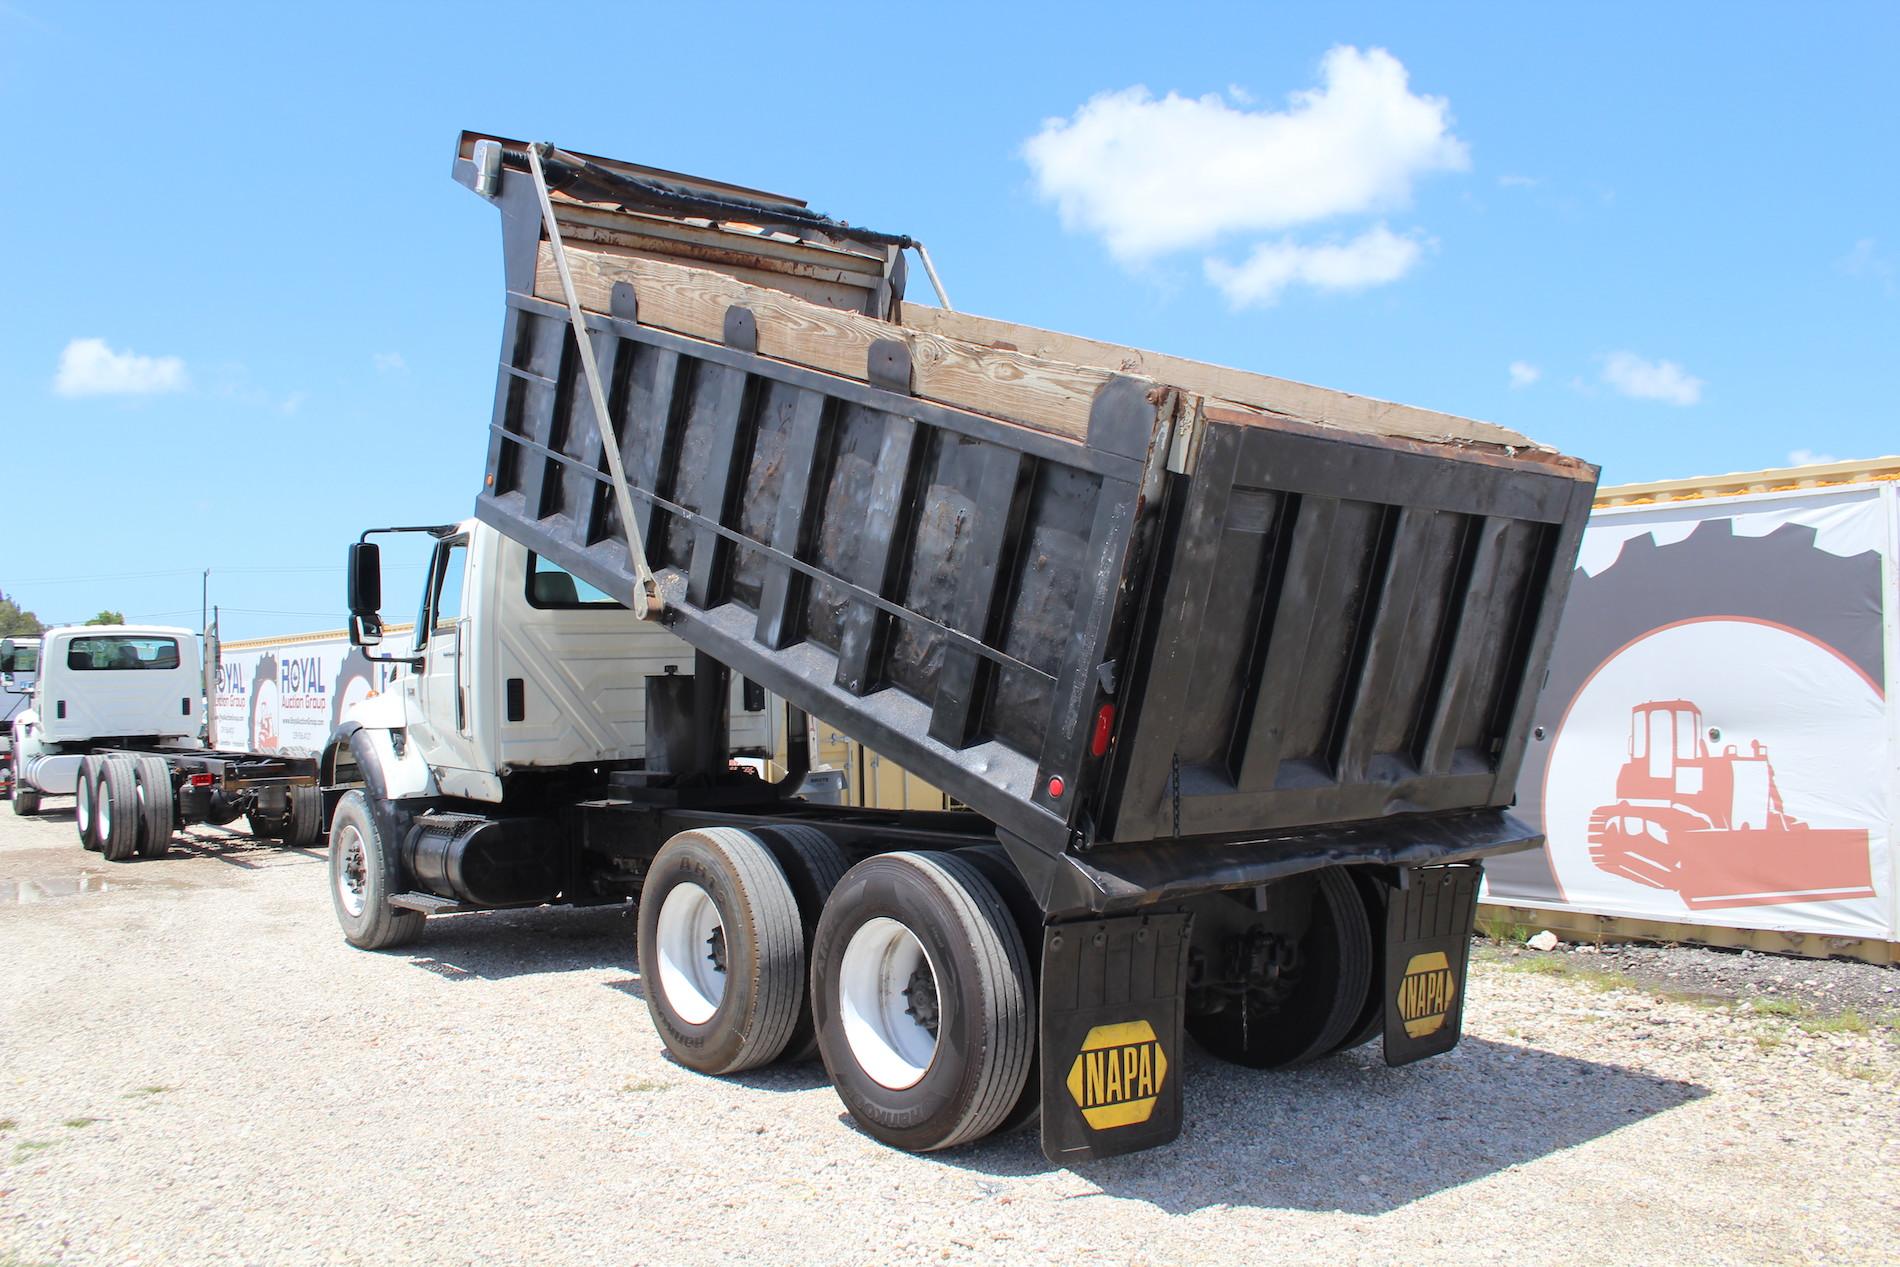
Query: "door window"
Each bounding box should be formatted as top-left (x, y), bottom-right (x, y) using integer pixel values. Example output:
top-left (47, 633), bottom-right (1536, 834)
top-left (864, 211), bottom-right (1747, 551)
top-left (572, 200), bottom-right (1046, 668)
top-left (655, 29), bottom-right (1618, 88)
top-left (418, 540), bottom-right (469, 646)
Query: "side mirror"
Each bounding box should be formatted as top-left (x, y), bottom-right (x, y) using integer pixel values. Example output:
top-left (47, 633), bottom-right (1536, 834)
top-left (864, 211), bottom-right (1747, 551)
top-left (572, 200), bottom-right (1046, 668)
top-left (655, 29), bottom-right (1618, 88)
top-left (347, 542), bottom-right (385, 649)
top-left (0, 646), bottom-right (13, 674)
top-left (348, 542), bottom-right (383, 618)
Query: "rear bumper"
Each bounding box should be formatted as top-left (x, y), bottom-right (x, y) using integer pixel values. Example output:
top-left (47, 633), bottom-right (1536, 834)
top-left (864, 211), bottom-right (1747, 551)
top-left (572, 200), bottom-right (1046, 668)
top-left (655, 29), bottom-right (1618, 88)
top-left (1003, 808), bottom-right (1537, 918)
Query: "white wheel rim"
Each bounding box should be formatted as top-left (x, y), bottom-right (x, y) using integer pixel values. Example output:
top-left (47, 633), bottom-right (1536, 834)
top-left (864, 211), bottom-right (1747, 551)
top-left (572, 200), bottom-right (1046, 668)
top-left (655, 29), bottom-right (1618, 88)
top-left (336, 824), bottom-right (368, 918)
top-left (76, 777), bottom-right (92, 834)
top-left (654, 882), bottom-right (726, 1025)
top-left (838, 916), bottom-right (940, 1090)
top-left (96, 779), bottom-right (111, 839)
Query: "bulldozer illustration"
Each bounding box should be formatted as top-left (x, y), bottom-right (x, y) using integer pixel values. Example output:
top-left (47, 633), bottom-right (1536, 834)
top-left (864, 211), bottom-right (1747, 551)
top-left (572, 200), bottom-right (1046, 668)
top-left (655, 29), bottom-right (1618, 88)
top-left (1586, 699), bottom-right (1876, 909)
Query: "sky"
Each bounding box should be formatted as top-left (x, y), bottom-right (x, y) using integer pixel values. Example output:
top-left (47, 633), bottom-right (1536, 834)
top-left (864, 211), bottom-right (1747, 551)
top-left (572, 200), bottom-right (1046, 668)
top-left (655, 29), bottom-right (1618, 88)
top-left (1, 2), bottom-right (1895, 642)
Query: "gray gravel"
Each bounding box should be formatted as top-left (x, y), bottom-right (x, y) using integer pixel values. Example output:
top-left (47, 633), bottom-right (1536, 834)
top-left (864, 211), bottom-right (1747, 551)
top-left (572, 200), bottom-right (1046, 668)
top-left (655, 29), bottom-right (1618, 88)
top-left (2, 801), bottom-right (1896, 1266)
top-left (1497, 937), bottom-right (1900, 1020)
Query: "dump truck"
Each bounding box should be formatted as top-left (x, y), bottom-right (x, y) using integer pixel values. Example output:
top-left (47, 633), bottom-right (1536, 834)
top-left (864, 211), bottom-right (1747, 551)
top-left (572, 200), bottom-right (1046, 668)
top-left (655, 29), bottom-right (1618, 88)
top-left (4, 626), bottom-right (322, 855)
top-left (322, 132), bottom-right (1597, 1162)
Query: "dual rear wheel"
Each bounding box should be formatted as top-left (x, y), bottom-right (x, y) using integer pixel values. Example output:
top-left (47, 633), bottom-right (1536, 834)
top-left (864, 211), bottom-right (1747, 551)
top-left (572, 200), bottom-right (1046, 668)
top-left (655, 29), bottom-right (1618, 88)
top-left (76, 756), bottom-right (176, 860)
top-left (636, 831), bottom-right (1036, 1153)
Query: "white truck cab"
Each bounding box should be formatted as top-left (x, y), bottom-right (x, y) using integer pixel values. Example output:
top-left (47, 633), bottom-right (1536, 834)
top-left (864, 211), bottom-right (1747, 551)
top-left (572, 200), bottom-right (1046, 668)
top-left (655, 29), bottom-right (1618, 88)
top-left (5, 625), bottom-right (203, 798)
top-left (332, 519), bottom-right (769, 805)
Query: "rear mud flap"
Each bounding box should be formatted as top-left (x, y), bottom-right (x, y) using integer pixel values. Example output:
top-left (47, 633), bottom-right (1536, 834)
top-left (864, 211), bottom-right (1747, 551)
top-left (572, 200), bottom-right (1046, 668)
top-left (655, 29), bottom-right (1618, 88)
top-left (1383, 863), bottom-right (1482, 1066)
top-left (1038, 911), bottom-right (1191, 1164)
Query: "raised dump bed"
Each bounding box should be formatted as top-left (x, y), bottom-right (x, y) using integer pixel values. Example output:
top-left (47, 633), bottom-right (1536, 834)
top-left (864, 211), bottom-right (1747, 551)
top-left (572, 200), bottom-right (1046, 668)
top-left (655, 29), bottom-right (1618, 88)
top-left (459, 135), bottom-right (1596, 913)
top-left (306, 133), bottom-right (1607, 1163)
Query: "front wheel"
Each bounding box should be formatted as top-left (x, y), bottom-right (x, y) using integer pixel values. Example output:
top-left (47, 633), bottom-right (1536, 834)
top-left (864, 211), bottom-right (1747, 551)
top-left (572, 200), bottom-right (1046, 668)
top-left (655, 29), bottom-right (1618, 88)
top-left (811, 851), bottom-right (1033, 1153)
top-left (12, 785), bottom-right (41, 815)
top-left (328, 790), bottom-right (423, 950)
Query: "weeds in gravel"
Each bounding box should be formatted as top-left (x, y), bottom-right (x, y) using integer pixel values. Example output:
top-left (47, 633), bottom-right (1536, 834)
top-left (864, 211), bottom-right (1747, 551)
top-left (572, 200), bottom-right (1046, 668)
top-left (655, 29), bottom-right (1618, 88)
top-left (62, 1117), bottom-right (98, 1129)
top-left (1829, 1060), bottom-right (1884, 1083)
top-left (10, 1140), bottom-right (56, 1163)
top-left (121, 1085), bottom-right (172, 1099)
top-left (1750, 997), bottom-right (1803, 1018)
top-left (1755, 1027), bottom-right (1785, 1053)
top-left (621, 1078), bottom-right (672, 1093)
top-left (1803, 1009), bottom-right (1870, 1036)
top-left (1475, 914), bottom-right (1532, 944)
top-left (0, 1118), bottom-right (15, 1133)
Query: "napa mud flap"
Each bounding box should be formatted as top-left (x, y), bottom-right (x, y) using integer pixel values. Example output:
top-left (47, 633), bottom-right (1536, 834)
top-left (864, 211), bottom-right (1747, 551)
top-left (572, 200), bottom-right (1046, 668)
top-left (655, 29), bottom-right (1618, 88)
top-left (1383, 863), bottom-right (1482, 1066)
top-left (1038, 911), bottom-right (1191, 1164)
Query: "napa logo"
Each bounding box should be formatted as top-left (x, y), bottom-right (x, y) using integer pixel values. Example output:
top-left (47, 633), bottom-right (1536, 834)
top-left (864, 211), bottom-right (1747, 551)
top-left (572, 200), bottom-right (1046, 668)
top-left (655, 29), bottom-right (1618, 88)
top-left (1396, 951), bottom-right (1458, 1038)
top-left (1066, 1020), bottom-right (1167, 1130)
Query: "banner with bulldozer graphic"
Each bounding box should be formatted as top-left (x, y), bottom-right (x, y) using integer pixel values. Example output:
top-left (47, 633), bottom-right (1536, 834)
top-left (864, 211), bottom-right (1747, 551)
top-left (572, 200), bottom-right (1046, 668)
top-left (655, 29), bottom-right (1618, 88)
top-left (1489, 471), bottom-right (1898, 945)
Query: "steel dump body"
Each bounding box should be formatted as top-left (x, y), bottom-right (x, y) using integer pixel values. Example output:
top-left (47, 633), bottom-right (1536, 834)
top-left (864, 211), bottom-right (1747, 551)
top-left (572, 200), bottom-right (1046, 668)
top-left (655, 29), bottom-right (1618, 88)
top-left (461, 138), bottom-right (1597, 908)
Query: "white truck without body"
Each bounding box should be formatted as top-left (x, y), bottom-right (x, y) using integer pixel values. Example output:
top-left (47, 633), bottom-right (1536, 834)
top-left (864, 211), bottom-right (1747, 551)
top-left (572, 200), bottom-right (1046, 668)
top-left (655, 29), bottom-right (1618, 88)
top-left (4, 625), bottom-right (322, 857)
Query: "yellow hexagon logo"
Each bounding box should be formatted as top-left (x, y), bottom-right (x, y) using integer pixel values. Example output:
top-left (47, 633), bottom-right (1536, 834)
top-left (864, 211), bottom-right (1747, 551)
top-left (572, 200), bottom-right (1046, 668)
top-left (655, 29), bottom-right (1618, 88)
top-left (1065, 1020), bottom-right (1168, 1130)
top-left (1396, 951), bottom-right (1458, 1038)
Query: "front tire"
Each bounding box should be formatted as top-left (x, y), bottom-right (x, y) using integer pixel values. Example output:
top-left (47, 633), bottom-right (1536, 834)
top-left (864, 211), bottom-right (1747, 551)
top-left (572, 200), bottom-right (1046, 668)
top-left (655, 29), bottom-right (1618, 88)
top-left (12, 785), bottom-right (41, 815)
top-left (328, 790), bottom-right (423, 950)
top-left (636, 828), bottom-right (805, 1076)
top-left (98, 758), bottom-right (141, 862)
top-left (811, 851), bottom-right (1033, 1153)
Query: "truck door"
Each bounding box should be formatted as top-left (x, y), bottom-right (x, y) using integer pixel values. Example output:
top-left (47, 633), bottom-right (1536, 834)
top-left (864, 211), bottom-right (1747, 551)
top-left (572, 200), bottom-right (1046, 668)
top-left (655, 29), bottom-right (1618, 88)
top-left (414, 534), bottom-right (482, 776)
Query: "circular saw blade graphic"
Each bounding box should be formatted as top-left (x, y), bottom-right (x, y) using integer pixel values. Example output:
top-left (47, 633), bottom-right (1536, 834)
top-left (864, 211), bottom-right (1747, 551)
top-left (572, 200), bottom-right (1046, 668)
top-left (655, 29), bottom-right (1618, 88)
top-left (1490, 515), bottom-right (1885, 907)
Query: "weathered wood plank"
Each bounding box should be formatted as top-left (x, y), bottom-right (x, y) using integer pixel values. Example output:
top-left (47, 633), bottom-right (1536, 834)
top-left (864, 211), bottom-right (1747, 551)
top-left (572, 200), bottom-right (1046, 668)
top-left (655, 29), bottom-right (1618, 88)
top-left (536, 242), bottom-right (1127, 443)
top-left (899, 302), bottom-right (1544, 452)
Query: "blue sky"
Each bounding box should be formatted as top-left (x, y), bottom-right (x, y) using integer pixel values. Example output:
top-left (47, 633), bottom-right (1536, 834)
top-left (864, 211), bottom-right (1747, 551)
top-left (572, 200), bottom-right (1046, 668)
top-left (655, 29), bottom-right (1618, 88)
top-left (2, 2), bottom-right (1894, 642)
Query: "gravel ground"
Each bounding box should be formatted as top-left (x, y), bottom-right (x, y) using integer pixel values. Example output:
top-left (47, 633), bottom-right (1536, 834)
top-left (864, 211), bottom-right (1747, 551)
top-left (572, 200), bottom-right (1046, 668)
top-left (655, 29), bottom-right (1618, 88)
top-left (1489, 937), bottom-right (1900, 1020)
top-left (2, 800), bottom-right (1897, 1266)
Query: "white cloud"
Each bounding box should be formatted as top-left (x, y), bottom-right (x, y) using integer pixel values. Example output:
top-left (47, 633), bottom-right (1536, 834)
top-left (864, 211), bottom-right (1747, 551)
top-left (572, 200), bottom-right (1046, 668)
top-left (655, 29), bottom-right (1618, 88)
top-left (372, 351), bottom-right (407, 372)
top-left (1205, 225), bottom-right (1422, 308)
top-left (1788, 448), bottom-right (1840, 467)
top-left (1508, 360), bottom-right (1541, 388)
top-left (1838, 238), bottom-right (1893, 293)
top-left (53, 337), bottom-right (188, 397)
top-left (1022, 46), bottom-right (1468, 261)
top-left (1601, 351), bottom-right (1703, 406)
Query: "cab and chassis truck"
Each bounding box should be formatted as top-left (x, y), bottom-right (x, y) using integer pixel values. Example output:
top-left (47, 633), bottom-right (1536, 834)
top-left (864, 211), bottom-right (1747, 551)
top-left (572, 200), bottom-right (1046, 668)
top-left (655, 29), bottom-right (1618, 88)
top-left (4, 626), bottom-right (321, 857)
top-left (320, 133), bottom-right (1598, 1162)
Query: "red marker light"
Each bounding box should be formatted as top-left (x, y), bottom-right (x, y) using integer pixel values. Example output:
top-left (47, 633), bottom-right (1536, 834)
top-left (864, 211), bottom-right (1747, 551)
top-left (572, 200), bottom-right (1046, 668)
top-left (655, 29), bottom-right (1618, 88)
top-left (1089, 703), bottom-right (1117, 757)
top-left (1047, 775), bottom-right (1065, 799)
top-left (188, 773), bottom-right (215, 788)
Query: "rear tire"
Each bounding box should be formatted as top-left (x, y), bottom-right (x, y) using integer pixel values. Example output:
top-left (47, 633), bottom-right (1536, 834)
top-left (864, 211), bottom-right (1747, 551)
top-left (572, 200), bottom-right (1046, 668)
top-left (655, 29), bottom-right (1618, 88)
top-left (636, 828), bottom-right (805, 1076)
top-left (283, 784), bottom-right (323, 848)
top-left (98, 757), bottom-right (141, 862)
top-left (1187, 868), bottom-right (1373, 1068)
top-left (133, 757), bottom-right (175, 858)
top-left (752, 824), bottom-right (851, 1063)
top-left (328, 790), bottom-right (423, 950)
top-left (812, 851), bottom-right (1033, 1153)
top-left (12, 785), bottom-right (41, 815)
top-left (953, 844), bottom-right (1044, 1137)
top-left (76, 755), bottom-right (105, 850)
top-left (1329, 870), bottom-right (1390, 1055)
